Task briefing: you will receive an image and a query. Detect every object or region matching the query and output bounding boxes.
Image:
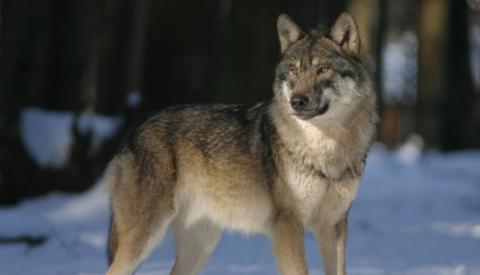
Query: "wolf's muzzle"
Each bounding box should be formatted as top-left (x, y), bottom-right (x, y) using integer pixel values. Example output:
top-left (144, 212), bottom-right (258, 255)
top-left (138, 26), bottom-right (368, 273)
top-left (291, 95), bottom-right (329, 120)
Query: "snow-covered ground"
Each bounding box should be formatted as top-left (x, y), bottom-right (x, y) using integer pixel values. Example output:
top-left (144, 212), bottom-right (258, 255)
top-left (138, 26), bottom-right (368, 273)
top-left (1, 143), bottom-right (480, 275)
top-left (20, 107), bottom-right (123, 169)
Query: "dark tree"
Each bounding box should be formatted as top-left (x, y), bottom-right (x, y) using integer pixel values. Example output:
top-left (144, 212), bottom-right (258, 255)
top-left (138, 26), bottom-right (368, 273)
top-left (416, 0), bottom-right (448, 147)
top-left (96, 0), bottom-right (148, 115)
top-left (318, 0), bottom-right (347, 27)
top-left (441, 0), bottom-right (477, 151)
top-left (0, 0), bottom-right (98, 204)
top-left (0, 0), bottom-right (121, 204)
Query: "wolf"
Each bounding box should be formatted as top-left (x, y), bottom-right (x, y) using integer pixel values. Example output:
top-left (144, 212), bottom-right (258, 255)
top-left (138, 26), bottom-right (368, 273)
top-left (105, 12), bottom-right (377, 275)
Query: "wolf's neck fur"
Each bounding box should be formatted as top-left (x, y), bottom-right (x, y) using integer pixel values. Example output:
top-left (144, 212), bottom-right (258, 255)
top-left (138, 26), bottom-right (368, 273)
top-left (270, 97), bottom-right (375, 180)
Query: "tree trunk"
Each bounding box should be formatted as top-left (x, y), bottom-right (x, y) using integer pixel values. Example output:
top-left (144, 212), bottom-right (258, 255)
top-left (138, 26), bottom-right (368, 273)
top-left (96, 0), bottom-right (148, 115)
top-left (416, 0), bottom-right (448, 147)
top-left (318, 0), bottom-right (346, 27)
top-left (441, 0), bottom-right (477, 151)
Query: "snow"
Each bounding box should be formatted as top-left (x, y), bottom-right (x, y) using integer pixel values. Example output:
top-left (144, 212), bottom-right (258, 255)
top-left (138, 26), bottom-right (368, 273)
top-left (20, 108), bottom-right (74, 169)
top-left (126, 90), bottom-right (142, 108)
top-left (20, 107), bottom-right (123, 169)
top-left (1, 144), bottom-right (480, 274)
top-left (75, 111), bottom-right (124, 156)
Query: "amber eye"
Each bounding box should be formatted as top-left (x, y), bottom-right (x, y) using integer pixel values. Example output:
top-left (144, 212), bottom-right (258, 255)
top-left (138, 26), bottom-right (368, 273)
top-left (319, 67), bottom-right (329, 73)
top-left (291, 68), bottom-right (298, 74)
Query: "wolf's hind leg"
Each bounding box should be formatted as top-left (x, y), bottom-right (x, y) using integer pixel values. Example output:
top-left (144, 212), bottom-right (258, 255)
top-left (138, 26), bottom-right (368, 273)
top-left (170, 217), bottom-right (222, 275)
top-left (105, 143), bottom-right (178, 275)
top-left (106, 213), bottom-right (174, 275)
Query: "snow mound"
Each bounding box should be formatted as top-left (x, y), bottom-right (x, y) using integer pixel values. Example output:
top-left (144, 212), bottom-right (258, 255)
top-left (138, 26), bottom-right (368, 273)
top-left (20, 107), bottom-right (123, 169)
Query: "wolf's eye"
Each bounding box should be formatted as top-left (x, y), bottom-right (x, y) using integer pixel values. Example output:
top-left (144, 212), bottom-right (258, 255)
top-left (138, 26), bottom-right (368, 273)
top-left (319, 67), bottom-right (329, 73)
top-left (291, 68), bottom-right (298, 74)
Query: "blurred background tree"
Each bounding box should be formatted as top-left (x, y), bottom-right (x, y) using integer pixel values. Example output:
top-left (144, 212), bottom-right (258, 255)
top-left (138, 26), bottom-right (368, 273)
top-left (0, 0), bottom-right (479, 204)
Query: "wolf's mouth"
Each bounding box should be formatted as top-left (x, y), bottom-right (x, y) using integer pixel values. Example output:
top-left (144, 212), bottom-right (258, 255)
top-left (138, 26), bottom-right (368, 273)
top-left (317, 103), bottom-right (329, 115)
top-left (292, 102), bottom-right (329, 120)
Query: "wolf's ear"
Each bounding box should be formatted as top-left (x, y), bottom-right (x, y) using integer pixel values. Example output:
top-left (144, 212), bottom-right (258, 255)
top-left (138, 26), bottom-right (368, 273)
top-left (330, 13), bottom-right (362, 58)
top-left (277, 14), bottom-right (305, 54)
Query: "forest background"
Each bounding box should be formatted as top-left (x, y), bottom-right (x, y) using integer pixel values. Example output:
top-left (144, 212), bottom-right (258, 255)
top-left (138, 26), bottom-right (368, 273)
top-left (0, 0), bottom-right (479, 204)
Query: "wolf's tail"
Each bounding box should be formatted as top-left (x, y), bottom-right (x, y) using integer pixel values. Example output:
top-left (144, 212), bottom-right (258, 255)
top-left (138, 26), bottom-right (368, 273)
top-left (107, 212), bottom-right (118, 265)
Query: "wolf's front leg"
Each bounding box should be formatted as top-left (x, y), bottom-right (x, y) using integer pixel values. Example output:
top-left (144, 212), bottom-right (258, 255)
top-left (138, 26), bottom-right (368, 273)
top-left (271, 212), bottom-right (309, 275)
top-left (313, 217), bottom-right (348, 275)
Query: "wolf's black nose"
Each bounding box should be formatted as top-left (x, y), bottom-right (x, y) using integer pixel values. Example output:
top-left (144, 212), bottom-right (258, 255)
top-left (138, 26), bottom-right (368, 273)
top-left (290, 95), bottom-right (309, 111)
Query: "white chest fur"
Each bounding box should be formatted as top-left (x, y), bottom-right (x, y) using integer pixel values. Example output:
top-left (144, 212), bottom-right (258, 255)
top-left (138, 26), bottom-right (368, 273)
top-left (285, 163), bottom-right (361, 227)
top-left (282, 115), bottom-right (364, 225)
top-left (285, 165), bottom-right (329, 224)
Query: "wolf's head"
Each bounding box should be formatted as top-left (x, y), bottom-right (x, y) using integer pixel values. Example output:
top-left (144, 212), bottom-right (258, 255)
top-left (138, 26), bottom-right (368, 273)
top-left (274, 13), bottom-right (376, 130)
